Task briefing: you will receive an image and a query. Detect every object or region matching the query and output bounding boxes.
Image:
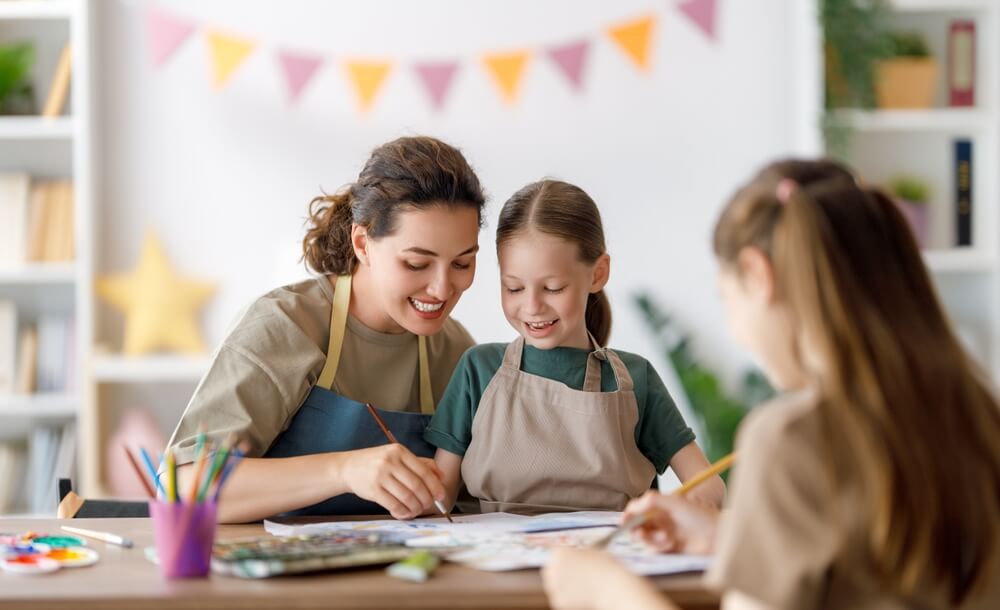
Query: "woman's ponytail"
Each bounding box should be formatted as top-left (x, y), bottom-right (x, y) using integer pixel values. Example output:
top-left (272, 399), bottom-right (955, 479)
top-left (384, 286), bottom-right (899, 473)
top-left (302, 191), bottom-right (356, 276)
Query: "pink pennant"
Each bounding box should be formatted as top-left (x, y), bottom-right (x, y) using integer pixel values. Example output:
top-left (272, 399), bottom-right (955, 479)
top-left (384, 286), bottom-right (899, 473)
top-left (547, 40), bottom-right (590, 91)
top-left (414, 61), bottom-right (459, 111)
top-left (277, 50), bottom-right (323, 103)
top-left (678, 0), bottom-right (718, 41)
top-left (146, 5), bottom-right (195, 68)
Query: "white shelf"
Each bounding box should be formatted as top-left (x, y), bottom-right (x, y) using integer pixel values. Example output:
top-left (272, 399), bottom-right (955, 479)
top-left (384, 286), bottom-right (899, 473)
top-left (0, 116), bottom-right (74, 140)
top-left (923, 249), bottom-right (999, 272)
top-left (0, 392), bottom-right (76, 415)
top-left (93, 355), bottom-right (212, 383)
top-left (0, 1), bottom-right (73, 19)
top-left (0, 263), bottom-right (76, 284)
top-left (835, 109), bottom-right (994, 132)
top-left (889, 0), bottom-right (996, 13)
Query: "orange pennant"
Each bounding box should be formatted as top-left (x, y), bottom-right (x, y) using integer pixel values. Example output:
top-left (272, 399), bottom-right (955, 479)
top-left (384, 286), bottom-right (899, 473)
top-left (344, 60), bottom-right (392, 112)
top-left (482, 51), bottom-right (531, 104)
top-left (607, 15), bottom-right (656, 71)
top-left (205, 30), bottom-right (256, 88)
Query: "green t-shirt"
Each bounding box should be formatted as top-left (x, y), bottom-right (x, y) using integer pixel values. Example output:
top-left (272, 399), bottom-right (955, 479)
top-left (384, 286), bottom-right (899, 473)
top-left (424, 342), bottom-right (696, 474)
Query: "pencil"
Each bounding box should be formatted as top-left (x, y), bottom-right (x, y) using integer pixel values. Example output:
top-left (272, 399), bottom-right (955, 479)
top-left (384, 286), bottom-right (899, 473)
top-left (123, 446), bottom-right (155, 499)
top-left (365, 402), bottom-right (453, 523)
top-left (138, 447), bottom-right (166, 498)
top-left (61, 525), bottom-right (134, 549)
top-left (591, 452), bottom-right (737, 549)
top-left (165, 450), bottom-right (177, 503)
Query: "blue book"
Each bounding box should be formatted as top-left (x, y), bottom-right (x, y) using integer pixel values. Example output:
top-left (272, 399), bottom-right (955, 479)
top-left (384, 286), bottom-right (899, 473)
top-left (954, 139), bottom-right (973, 246)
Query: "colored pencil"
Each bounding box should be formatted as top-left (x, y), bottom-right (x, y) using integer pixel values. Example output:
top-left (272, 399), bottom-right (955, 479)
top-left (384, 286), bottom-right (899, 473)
top-left (138, 447), bottom-right (166, 497)
top-left (365, 402), bottom-right (453, 523)
top-left (212, 446), bottom-right (243, 502)
top-left (591, 452), bottom-right (737, 549)
top-left (123, 446), bottom-right (155, 499)
top-left (165, 450), bottom-right (177, 502)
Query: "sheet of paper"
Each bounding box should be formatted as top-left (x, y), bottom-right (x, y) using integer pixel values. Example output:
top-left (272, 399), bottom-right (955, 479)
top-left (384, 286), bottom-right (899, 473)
top-left (264, 512), bottom-right (711, 576)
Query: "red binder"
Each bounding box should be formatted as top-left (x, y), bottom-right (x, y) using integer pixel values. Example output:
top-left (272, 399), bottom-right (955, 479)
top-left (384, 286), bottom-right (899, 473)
top-left (948, 20), bottom-right (975, 107)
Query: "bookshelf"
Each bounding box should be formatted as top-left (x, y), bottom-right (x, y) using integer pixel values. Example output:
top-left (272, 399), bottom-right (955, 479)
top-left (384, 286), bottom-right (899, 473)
top-left (832, 0), bottom-right (1000, 377)
top-left (0, 0), bottom-right (91, 515)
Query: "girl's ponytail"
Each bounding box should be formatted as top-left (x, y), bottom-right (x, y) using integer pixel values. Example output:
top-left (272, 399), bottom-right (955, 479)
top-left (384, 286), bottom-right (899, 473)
top-left (585, 290), bottom-right (612, 347)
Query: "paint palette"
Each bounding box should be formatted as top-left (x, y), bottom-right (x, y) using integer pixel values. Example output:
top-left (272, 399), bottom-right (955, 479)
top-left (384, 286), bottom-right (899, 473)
top-left (0, 532), bottom-right (100, 575)
top-left (211, 532), bottom-right (415, 579)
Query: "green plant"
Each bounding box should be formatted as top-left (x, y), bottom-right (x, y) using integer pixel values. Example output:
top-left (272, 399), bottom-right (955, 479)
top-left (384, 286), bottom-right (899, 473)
top-left (821, 0), bottom-right (892, 158)
top-left (0, 42), bottom-right (35, 114)
top-left (888, 175), bottom-right (931, 204)
top-left (887, 31), bottom-right (930, 58)
top-left (633, 293), bottom-right (774, 467)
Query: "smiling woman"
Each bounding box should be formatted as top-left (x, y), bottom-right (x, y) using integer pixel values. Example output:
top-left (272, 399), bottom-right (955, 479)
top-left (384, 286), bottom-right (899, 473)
top-left (164, 136), bottom-right (487, 523)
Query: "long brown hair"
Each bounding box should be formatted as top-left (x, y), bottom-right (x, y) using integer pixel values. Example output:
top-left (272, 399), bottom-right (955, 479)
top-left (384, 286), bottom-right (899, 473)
top-left (496, 179), bottom-right (611, 346)
top-left (302, 136), bottom-right (486, 275)
top-left (714, 159), bottom-right (1000, 604)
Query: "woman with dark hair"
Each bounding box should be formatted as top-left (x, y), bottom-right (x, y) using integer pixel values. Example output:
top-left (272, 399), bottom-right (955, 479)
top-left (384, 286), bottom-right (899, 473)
top-left (166, 136), bottom-right (487, 523)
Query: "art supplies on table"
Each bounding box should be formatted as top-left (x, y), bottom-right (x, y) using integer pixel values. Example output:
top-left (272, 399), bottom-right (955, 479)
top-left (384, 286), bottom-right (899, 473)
top-left (0, 532), bottom-right (99, 575)
top-left (61, 525), bottom-right (133, 548)
top-left (210, 531), bottom-right (417, 579)
top-left (386, 550), bottom-right (440, 583)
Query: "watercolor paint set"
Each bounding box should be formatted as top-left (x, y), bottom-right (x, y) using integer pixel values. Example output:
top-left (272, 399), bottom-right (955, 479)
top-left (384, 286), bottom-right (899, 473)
top-left (1, 532), bottom-right (99, 575)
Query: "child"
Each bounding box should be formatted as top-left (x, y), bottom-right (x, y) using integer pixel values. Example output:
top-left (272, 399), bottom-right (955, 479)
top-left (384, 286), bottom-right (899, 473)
top-left (424, 179), bottom-right (724, 514)
top-left (542, 160), bottom-right (1000, 609)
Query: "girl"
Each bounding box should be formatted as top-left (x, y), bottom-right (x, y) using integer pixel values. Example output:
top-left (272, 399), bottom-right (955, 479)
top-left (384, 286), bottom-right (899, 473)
top-left (166, 136), bottom-right (486, 523)
top-left (424, 180), bottom-right (724, 514)
top-left (542, 160), bottom-right (1000, 609)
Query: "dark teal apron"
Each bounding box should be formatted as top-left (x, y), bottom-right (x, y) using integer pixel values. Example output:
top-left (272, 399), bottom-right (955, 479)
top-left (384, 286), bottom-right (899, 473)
top-left (264, 274), bottom-right (437, 516)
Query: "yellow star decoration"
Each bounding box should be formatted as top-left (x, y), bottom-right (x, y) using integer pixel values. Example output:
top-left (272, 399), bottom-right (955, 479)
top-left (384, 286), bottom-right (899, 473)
top-left (97, 232), bottom-right (216, 356)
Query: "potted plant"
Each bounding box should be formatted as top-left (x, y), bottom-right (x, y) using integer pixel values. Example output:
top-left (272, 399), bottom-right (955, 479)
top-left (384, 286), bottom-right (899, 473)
top-left (888, 175), bottom-right (931, 247)
top-left (0, 42), bottom-right (36, 115)
top-left (874, 31), bottom-right (938, 109)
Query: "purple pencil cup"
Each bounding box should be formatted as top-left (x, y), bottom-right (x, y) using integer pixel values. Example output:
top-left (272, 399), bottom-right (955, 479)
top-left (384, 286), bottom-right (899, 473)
top-left (149, 499), bottom-right (218, 579)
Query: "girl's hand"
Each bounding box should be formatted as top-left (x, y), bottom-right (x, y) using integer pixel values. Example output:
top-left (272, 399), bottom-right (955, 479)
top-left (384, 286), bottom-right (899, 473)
top-left (623, 491), bottom-right (720, 555)
top-left (340, 444), bottom-right (445, 520)
top-left (543, 548), bottom-right (678, 610)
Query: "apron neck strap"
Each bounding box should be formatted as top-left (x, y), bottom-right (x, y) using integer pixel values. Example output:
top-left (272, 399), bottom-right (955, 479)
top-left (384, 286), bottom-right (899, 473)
top-left (317, 274), bottom-right (435, 413)
top-left (502, 335), bottom-right (634, 393)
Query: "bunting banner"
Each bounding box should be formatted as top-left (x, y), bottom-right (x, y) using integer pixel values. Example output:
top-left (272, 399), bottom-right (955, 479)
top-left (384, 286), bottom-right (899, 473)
top-left (145, 1), bottom-right (720, 113)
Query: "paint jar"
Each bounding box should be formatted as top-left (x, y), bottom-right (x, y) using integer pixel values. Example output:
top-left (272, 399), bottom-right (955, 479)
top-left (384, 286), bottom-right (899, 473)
top-left (149, 499), bottom-right (217, 578)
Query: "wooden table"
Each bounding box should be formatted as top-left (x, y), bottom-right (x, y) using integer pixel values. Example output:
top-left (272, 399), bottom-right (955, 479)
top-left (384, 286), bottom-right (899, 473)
top-left (0, 517), bottom-right (719, 610)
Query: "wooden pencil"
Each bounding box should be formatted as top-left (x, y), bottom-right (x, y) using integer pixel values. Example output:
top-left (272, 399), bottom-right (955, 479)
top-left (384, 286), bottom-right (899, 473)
top-left (123, 446), bottom-right (155, 499)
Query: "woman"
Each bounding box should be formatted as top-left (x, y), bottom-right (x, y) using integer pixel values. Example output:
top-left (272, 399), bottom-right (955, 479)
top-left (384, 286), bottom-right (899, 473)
top-left (165, 136), bottom-right (487, 523)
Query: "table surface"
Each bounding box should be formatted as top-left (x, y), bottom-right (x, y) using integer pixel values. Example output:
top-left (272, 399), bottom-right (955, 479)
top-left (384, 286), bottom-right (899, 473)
top-left (0, 516), bottom-right (720, 610)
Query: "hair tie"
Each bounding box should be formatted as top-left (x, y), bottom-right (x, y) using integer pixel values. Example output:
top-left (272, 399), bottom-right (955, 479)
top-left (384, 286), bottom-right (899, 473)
top-left (776, 179), bottom-right (798, 203)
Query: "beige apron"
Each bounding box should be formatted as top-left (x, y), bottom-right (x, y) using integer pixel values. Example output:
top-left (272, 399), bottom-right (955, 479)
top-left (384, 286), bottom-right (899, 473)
top-left (461, 336), bottom-right (656, 514)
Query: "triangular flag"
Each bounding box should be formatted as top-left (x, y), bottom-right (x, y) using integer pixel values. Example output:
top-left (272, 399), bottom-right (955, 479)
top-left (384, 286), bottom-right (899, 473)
top-left (146, 6), bottom-right (195, 68)
top-left (547, 40), bottom-right (590, 91)
top-left (678, 0), bottom-right (718, 41)
top-left (482, 51), bottom-right (531, 105)
top-left (205, 30), bottom-right (256, 88)
top-left (277, 50), bottom-right (323, 103)
top-left (414, 61), bottom-right (459, 111)
top-left (607, 15), bottom-right (656, 71)
top-left (345, 60), bottom-right (392, 112)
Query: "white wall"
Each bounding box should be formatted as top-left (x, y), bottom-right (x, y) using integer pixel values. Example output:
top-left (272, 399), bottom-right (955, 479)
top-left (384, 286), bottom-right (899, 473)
top-left (95, 0), bottom-right (818, 401)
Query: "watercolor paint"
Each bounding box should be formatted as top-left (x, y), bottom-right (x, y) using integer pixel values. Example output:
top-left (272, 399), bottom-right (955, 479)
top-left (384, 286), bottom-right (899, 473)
top-left (30, 536), bottom-right (86, 549)
top-left (44, 546), bottom-right (99, 568)
top-left (0, 554), bottom-right (61, 575)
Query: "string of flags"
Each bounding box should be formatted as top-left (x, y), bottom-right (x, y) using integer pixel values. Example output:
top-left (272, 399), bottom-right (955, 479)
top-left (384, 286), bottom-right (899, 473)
top-left (147, 0), bottom-right (719, 113)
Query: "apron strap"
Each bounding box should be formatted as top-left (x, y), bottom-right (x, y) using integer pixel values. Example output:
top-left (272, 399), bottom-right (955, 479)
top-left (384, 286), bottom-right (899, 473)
top-left (583, 332), bottom-right (634, 393)
top-left (317, 274), bottom-right (436, 412)
top-left (502, 336), bottom-right (526, 368)
top-left (317, 274), bottom-right (352, 390)
top-left (418, 335), bottom-right (434, 415)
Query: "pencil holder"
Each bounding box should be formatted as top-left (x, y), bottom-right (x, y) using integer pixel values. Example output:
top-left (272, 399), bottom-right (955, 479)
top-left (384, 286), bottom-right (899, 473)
top-left (149, 499), bottom-right (218, 579)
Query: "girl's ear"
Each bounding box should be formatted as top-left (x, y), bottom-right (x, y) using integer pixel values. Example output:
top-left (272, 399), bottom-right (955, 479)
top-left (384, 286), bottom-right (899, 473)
top-left (737, 246), bottom-right (776, 304)
top-left (590, 253), bottom-right (611, 293)
top-left (351, 224), bottom-right (369, 265)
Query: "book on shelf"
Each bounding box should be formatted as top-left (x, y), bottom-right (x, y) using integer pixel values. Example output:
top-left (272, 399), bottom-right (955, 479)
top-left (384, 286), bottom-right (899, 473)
top-left (29, 423), bottom-right (76, 514)
top-left (42, 43), bottom-right (72, 119)
top-left (0, 300), bottom-right (15, 394)
top-left (28, 180), bottom-right (75, 263)
top-left (947, 20), bottom-right (975, 108)
top-left (15, 324), bottom-right (38, 395)
top-left (36, 313), bottom-right (74, 393)
top-left (0, 172), bottom-right (30, 268)
top-left (0, 441), bottom-right (27, 515)
top-left (954, 139), bottom-right (973, 247)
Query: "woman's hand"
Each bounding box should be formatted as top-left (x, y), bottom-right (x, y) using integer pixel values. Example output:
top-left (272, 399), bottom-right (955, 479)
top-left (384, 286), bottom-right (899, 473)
top-left (543, 548), bottom-right (678, 610)
top-left (339, 444), bottom-right (446, 519)
top-left (623, 491), bottom-right (720, 555)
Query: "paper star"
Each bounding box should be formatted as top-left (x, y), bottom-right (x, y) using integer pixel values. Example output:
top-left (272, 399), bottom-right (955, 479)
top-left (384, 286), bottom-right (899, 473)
top-left (97, 232), bottom-right (216, 356)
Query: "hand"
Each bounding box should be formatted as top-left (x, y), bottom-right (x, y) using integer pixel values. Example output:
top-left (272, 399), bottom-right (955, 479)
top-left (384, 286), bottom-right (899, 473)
top-left (340, 444), bottom-right (446, 520)
top-left (622, 491), bottom-right (719, 554)
top-left (542, 548), bottom-right (633, 610)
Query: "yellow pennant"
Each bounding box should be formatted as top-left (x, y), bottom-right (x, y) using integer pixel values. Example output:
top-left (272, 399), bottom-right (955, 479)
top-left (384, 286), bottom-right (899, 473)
top-left (205, 30), bottom-right (256, 88)
top-left (345, 60), bottom-right (393, 112)
top-left (482, 51), bottom-right (531, 104)
top-left (607, 15), bottom-right (656, 71)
